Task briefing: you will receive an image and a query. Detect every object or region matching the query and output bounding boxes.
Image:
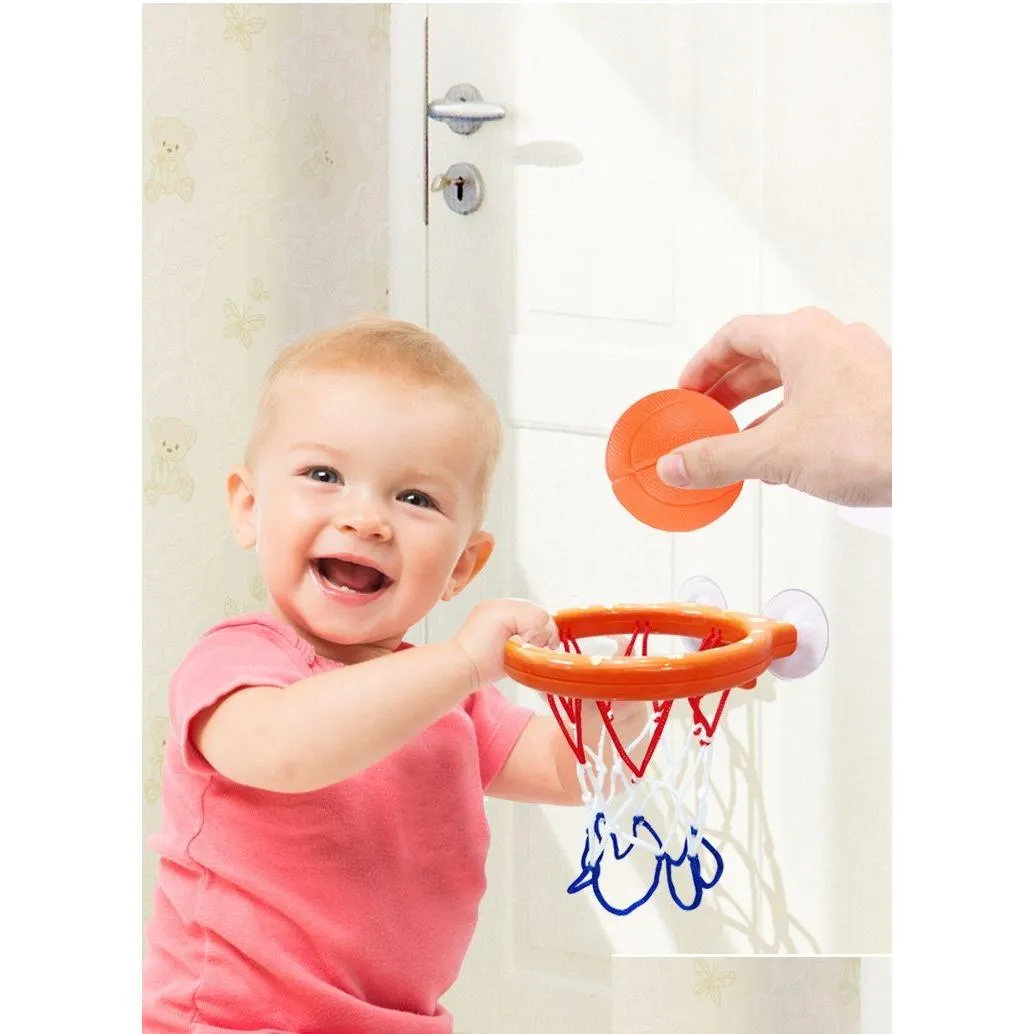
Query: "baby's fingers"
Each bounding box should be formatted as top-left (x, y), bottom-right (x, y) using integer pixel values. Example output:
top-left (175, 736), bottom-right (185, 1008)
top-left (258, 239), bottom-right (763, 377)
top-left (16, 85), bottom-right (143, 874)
top-left (610, 634), bottom-right (632, 657)
top-left (529, 619), bottom-right (561, 651)
top-left (515, 612), bottom-right (560, 651)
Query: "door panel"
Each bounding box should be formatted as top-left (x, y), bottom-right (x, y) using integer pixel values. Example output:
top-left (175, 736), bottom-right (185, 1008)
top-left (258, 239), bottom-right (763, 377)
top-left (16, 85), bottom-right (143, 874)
top-left (410, 3), bottom-right (890, 1027)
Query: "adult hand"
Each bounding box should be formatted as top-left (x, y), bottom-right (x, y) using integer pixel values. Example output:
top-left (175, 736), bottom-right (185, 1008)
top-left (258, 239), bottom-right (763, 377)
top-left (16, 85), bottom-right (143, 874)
top-left (656, 307), bottom-right (892, 507)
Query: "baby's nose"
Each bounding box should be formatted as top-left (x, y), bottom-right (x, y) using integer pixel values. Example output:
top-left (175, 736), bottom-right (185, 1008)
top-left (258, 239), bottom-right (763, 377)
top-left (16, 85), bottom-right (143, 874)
top-left (335, 502), bottom-right (391, 540)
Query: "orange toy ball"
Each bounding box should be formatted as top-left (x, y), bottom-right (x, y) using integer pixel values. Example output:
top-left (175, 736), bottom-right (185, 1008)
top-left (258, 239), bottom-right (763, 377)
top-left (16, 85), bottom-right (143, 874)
top-left (605, 389), bottom-right (743, 532)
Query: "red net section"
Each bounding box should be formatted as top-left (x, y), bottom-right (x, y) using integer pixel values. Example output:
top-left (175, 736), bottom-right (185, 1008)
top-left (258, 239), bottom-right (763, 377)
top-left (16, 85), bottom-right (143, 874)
top-left (547, 624), bottom-right (732, 779)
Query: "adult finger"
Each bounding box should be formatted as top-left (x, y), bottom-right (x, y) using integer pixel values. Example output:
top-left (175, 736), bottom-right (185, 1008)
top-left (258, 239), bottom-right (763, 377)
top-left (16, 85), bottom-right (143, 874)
top-left (743, 401), bottom-right (783, 431)
top-left (706, 358), bottom-right (783, 412)
top-left (677, 314), bottom-right (788, 393)
top-left (656, 424), bottom-right (781, 490)
top-left (742, 406), bottom-right (787, 483)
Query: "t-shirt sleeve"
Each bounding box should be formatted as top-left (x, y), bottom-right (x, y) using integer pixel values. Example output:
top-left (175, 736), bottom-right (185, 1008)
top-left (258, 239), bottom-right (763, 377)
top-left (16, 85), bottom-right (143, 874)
top-left (168, 621), bottom-right (312, 775)
top-left (464, 683), bottom-right (535, 789)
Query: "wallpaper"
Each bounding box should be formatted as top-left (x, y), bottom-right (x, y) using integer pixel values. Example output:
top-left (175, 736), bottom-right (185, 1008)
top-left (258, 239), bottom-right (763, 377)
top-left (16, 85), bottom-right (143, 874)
top-left (142, 2), bottom-right (390, 921)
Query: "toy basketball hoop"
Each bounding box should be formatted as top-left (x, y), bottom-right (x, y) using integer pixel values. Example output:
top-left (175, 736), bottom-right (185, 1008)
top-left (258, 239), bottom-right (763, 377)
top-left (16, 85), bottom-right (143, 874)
top-left (503, 585), bottom-right (829, 916)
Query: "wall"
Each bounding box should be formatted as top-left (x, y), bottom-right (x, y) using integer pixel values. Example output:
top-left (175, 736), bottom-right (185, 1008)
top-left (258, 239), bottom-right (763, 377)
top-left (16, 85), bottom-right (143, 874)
top-left (612, 956), bottom-right (864, 1033)
top-left (142, 2), bottom-right (389, 922)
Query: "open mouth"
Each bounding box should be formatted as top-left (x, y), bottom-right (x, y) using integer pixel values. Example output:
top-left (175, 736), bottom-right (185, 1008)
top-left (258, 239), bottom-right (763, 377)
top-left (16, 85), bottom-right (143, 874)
top-left (313, 557), bottom-right (393, 596)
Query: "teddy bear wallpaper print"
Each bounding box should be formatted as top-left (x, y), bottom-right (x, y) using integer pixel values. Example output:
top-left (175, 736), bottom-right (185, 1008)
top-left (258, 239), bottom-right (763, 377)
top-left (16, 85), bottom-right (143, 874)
top-left (141, 3), bottom-right (390, 920)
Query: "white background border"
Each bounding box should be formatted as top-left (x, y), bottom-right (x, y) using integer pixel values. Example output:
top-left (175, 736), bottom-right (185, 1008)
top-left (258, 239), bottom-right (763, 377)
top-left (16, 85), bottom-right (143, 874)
top-left (3, 1), bottom-right (1030, 1028)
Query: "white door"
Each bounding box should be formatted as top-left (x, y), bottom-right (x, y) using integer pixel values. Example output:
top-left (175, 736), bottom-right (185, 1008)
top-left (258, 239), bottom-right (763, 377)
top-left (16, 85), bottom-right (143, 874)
top-left (390, 4), bottom-right (890, 1030)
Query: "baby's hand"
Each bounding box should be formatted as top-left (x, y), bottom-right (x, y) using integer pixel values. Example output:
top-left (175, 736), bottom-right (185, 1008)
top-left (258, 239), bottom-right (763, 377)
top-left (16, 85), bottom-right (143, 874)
top-left (453, 598), bottom-right (560, 687)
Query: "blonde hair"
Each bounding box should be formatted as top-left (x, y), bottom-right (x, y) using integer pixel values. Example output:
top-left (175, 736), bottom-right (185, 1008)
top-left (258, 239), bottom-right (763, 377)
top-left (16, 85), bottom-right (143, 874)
top-left (245, 316), bottom-right (503, 520)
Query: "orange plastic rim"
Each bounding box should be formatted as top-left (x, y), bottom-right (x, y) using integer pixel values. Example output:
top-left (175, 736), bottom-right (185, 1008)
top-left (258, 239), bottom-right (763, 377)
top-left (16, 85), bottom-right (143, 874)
top-left (503, 603), bottom-right (797, 702)
top-left (606, 389), bottom-right (744, 532)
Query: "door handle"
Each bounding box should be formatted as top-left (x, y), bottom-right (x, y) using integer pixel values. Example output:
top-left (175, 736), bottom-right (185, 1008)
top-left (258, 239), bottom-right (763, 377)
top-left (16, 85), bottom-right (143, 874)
top-left (427, 83), bottom-right (506, 135)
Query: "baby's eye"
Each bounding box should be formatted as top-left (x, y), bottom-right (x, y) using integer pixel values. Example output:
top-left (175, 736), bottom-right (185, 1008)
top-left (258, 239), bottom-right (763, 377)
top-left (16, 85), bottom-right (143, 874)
top-left (304, 466), bottom-right (341, 485)
top-left (398, 490), bottom-right (437, 510)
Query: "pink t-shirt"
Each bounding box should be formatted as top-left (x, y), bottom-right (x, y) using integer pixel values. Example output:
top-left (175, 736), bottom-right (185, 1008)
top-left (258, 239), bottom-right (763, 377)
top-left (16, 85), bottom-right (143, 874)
top-left (143, 613), bottom-right (534, 1034)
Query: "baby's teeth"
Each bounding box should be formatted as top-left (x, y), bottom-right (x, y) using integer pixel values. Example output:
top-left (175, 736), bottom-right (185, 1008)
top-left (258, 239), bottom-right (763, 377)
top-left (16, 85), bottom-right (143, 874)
top-left (319, 567), bottom-right (356, 593)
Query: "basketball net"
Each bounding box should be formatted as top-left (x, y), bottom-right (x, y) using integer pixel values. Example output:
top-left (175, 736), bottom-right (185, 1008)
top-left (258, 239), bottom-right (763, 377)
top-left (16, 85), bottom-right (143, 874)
top-left (548, 625), bottom-right (730, 916)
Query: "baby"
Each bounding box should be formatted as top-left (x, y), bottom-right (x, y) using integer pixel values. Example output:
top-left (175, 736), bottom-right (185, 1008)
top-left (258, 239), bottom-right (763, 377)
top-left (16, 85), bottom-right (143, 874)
top-left (142, 318), bottom-right (641, 1034)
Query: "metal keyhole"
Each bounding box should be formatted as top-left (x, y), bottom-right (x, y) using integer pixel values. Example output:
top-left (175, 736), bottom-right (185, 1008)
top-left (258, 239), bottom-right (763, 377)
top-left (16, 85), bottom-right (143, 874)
top-left (432, 162), bottom-right (484, 216)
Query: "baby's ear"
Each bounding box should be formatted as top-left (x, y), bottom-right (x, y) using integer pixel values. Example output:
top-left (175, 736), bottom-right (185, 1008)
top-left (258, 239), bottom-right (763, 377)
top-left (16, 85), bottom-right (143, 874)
top-left (152, 117), bottom-right (167, 144)
top-left (442, 531), bottom-right (494, 601)
top-left (183, 124), bottom-right (196, 149)
top-left (227, 466), bottom-right (258, 550)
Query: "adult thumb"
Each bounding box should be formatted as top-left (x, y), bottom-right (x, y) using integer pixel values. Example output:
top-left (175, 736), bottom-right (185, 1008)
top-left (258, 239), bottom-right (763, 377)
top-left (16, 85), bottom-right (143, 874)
top-left (656, 426), bottom-right (776, 490)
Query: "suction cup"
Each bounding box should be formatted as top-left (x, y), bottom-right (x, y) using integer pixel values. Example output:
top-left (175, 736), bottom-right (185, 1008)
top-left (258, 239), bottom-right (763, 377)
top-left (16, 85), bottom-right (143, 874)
top-left (677, 576), bottom-right (728, 651)
top-left (762, 588), bottom-right (829, 679)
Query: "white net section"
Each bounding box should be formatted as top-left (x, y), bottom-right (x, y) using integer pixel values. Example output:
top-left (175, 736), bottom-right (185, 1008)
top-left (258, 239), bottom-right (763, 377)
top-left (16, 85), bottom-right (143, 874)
top-left (576, 702), bottom-right (717, 865)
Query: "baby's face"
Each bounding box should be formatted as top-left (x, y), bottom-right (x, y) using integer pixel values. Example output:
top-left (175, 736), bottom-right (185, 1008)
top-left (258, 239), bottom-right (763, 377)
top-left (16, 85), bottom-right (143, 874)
top-left (245, 369), bottom-right (489, 659)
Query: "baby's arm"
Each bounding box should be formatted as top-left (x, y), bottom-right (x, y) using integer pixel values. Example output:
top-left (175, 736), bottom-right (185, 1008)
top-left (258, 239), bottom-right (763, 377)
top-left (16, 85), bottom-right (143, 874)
top-left (486, 715), bottom-right (581, 805)
top-left (195, 641), bottom-right (476, 793)
top-left (488, 698), bottom-right (652, 806)
top-left (193, 599), bottom-right (557, 794)
top-left (488, 635), bottom-right (652, 806)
